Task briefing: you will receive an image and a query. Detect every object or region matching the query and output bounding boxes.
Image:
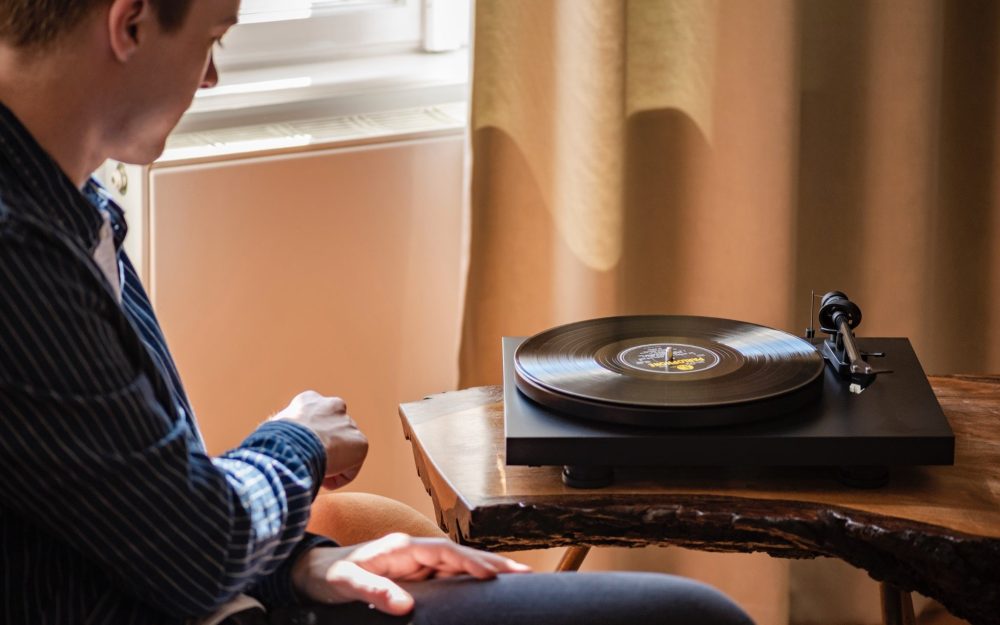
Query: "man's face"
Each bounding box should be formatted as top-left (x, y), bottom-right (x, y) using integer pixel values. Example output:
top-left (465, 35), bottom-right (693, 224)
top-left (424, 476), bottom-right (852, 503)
top-left (109, 0), bottom-right (239, 164)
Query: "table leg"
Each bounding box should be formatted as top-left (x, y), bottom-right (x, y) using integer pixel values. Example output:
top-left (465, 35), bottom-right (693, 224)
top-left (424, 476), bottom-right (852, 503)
top-left (879, 582), bottom-right (916, 625)
top-left (555, 546), bottom-right (591, 572)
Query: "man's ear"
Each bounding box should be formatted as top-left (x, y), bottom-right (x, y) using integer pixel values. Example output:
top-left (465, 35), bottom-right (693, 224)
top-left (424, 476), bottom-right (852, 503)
top-left (107, 0), bottom-right (152, 62)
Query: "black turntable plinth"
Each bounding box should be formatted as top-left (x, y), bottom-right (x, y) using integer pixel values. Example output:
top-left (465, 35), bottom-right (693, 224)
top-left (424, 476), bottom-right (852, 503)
top-left (503, 335), bottom-right (954, 486)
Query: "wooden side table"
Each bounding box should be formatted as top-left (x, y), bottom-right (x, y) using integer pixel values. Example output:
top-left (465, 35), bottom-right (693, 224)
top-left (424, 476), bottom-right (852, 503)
top-left (399, 375), bottom-right (1000, 625)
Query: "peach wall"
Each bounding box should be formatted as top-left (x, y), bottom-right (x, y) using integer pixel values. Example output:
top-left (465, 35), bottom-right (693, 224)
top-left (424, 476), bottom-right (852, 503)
top-left (148, 136), bottom-right (465, 516)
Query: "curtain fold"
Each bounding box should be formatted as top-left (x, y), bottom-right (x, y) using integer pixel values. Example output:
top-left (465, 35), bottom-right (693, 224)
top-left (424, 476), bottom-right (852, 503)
top-left (461, 1), bottom-right (998, 623)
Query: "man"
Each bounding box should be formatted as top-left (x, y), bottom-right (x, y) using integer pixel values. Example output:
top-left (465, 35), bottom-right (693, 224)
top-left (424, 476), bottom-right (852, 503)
top-left (0, 1), bottom-right (755, 624)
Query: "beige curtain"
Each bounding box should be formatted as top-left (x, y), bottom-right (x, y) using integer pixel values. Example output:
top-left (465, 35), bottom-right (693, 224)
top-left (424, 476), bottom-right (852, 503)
top-left (459, 0), bottom-right (998, 624)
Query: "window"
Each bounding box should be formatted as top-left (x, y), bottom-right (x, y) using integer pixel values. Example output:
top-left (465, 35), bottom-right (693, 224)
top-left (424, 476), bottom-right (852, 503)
top-left (176, 0), bottom-right (470, 132)
top-left (214, 0), bottom-right (469, 72)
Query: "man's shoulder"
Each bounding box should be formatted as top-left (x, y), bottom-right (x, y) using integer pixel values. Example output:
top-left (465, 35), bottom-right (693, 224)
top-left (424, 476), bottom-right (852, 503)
top-left (0, 204), bottom-right (72, 272)
top-left (0, 172), bottom-right (105, 254)
top-left (0, 179), bottom-right (90, 259)
top-left (0, 194), bottom-right (130, 396)
top-left (1, 181), bottom-right (56, 240)
top-left (0, 168), bottom-right (41, 216)
top-left (0, 189), bottom-right (105, 310)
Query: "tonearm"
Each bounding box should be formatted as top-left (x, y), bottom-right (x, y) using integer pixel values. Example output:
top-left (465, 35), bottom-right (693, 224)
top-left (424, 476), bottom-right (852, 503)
top-left (808, 291), bottom-right (891, 394)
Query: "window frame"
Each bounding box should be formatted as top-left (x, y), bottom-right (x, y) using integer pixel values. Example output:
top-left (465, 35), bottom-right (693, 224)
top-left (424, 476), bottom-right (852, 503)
top-left (216, 0), bottom-right (423, 72)
top-left (178, 0), bottom-right (471, 134)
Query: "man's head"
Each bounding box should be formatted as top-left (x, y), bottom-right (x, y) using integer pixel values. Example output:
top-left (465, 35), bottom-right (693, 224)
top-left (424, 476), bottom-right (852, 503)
top-left (0, 0), bottom-right (239, 178)
top-left (0, 0), bottom-right (194, 50)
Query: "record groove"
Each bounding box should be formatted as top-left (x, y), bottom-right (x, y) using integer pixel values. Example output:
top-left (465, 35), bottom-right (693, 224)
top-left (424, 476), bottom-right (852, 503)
top-left (514, 315), bottom-right (825, 428)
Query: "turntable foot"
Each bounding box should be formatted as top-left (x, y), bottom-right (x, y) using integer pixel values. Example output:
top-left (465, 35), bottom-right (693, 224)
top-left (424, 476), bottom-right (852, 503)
top-left (562, 465), bottom-right (614, 488)
top-left (837, 466), bottom-right (889, 488)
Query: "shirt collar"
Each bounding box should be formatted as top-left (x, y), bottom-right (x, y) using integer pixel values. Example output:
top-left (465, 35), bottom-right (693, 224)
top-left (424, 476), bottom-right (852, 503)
top-left (0, 99), bottom-right (105, 252)
top-left (83, 178), bottom-right (129, 251)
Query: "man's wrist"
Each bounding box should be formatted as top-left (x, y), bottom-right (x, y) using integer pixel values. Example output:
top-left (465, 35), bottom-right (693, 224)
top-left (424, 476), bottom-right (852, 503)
top-left (290, 544), bottom-right (355, 603)
top-left (242, 420), bottom-right (328, 498)
top-left (246, 533), bottom-right (338, 609)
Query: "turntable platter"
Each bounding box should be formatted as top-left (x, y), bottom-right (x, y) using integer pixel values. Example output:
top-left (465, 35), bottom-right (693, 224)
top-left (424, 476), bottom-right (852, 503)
top-left (513, 315), bottom-right (825, 428)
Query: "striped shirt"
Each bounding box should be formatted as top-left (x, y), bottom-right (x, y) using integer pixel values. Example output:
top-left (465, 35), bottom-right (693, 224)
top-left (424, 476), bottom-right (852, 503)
top-left (0, 101), bottom-right (332, 624)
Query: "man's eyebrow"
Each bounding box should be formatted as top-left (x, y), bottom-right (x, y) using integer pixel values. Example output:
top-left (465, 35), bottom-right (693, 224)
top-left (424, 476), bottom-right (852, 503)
top-left (218, 15), bottom-right (239, 27)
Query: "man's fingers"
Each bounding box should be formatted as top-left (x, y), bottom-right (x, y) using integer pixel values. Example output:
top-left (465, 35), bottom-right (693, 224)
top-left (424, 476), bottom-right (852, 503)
top-left (396, 564), bottom-right (435, 582)
top-left (327, 560), bottom-right (414, 615)
top-left (481, 552), bottom-right (532, 573)
top-left (445, 547), bottom-right (499, 579)
top-left (404, 540), bottom-right (492, 579)
top-left (324, 396), bottom-right (347, 413)
top-left (345, 534), bottom-right (534, 586)
top-left (321, 476), bottom-right (347, 490)
top-left (322, 466), bottom-right (360, 490)
top-left (447, 543), bottom-right (532, 574)
top-left (408, 539), bottom-right (528, 579)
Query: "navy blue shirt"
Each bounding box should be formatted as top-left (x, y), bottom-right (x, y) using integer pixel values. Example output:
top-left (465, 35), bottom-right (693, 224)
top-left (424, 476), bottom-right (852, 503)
top-left (0, 101), bottom-right (332, 624)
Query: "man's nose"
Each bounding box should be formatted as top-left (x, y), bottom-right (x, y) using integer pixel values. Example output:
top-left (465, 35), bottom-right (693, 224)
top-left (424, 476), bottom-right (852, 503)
top-left (201, 54), bottom-right (219, 89)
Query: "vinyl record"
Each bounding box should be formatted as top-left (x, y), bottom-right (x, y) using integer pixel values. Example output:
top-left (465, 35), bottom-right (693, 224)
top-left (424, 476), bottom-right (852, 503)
top-left (513, 315), bottom-right (825, 428)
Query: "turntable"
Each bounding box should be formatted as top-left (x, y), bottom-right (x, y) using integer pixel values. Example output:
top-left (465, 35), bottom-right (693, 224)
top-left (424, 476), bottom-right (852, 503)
top-left (503, 292), bottom-right (955, 487)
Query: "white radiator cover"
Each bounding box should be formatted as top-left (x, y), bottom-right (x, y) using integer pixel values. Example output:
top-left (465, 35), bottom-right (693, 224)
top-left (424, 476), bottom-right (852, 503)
top-left (105, 132), bottom-right (466, 512)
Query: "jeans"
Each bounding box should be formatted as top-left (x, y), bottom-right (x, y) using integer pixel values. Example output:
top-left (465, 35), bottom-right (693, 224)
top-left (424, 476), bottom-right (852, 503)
top-left (269, 572), bottom-right (755, 625)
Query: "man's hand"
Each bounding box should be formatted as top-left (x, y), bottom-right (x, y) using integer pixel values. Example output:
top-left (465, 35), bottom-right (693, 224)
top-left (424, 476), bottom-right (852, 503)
top-left (291, 533), bottom-right (532, 615)
top-left (271, 391), bottom-right (368, 489)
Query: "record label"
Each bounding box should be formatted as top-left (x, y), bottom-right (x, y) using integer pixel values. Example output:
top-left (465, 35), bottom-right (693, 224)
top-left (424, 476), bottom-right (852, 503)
top-left (617, 343), bottom-right (720, 375)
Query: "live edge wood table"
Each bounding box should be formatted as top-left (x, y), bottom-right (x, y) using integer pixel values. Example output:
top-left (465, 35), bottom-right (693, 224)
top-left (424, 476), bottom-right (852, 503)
top-left (399, 375), bottom-right (1000, 625)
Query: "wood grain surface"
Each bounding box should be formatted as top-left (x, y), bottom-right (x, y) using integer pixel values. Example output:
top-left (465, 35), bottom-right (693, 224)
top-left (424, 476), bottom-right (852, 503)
top-left (399, 375), bottom-right (1000, 625)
